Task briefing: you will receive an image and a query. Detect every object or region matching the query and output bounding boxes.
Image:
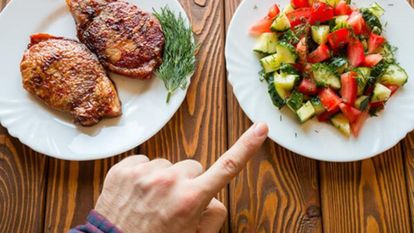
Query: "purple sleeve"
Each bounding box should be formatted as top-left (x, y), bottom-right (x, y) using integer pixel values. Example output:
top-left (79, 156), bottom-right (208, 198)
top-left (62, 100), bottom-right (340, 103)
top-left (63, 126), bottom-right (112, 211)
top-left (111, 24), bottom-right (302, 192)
top-left (69, 210), bottom-right (123, 233)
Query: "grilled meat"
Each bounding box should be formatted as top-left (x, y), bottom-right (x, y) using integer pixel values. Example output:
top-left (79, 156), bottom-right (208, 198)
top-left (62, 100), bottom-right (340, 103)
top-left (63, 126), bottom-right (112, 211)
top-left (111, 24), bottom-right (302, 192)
top-left (66, 0), bottom-right (165, 79)
top-left (20, 34), bottom-right (122, 126)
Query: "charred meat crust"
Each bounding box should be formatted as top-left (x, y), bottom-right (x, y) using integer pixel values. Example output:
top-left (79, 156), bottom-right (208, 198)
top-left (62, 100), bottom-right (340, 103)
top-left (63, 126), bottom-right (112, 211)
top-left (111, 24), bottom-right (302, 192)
top-left (20, 34), bottom-right (122, 126)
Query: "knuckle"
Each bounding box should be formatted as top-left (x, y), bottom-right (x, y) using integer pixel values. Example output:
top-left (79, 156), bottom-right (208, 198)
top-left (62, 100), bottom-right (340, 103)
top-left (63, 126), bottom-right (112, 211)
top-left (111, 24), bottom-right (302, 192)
top-left (220, 157), bottom-right (240, 176)
top-left (211, 201), bottom-right (228, 218)
top-left (148, 171), bottom-right (177, 188)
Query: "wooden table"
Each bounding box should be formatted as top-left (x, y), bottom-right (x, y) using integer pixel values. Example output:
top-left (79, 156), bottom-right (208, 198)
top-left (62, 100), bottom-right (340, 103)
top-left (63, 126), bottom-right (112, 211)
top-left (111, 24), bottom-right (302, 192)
top-left (1, 0), bottom-right (414, 232)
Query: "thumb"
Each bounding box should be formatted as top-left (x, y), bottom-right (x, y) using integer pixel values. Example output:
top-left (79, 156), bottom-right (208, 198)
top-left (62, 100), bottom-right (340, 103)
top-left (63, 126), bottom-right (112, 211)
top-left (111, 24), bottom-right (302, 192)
top-left (196, 198), bottom-right (227, 233)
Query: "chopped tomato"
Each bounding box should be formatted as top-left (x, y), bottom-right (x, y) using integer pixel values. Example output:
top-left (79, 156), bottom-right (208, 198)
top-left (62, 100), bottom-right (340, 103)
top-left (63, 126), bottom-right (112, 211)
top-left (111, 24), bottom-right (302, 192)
top-left (286, 7), bottom-right (312, 27)
top-left (319, 88), bottom-right (342, 112)
top-left (351, 111), bottom-right (369, 137)
top-left (298, 78), bottom-right (318, 95)
top-left (308, 44), bottom-right (330, 63)
top-left (267, 4), bottom-right (281, 19)
top-left (339, 103), bottom-right (361, 123)
top-left (385, 84), bottom-right (399, 95)
top-left (335, 0), bottom-right (352, 15)
top-left (296, 37), bottom-right (308, 65)
top-left (317, 108), bottom-right (340, 122)
top-left (341, 71), bottom-right (358, 105)
top-left (347, 11), bottom-right (367, 35)
top-left (369, 101), bottom-right (385, 109)
top-left (249, 18), bottom-right (273, 36)
top-left (291, 0), bottom-right (310, 8)
top-left (327, 28), bottom-right (350, 49)
top-left (309, 2), bottom-right (334, 25)
top-left (347, 39), bottom-right (365, 67)
top-left (368, 33), bottom-right (385, 53)
top-left (363, 54), bottom-right (383, 67)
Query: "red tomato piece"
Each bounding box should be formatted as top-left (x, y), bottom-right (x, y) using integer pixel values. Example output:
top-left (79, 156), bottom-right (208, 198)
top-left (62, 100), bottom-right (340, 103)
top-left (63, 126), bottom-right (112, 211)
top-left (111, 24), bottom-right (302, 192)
top-left (340, 72), bottom-right (358, 105)
top-left (317, 108), bottom-right (340, 122)
top-left (249, 18), bottom-right (273, 36)
top-left (368, 32), bottom-right (385, 53)
top-left (296, 37), bottom-right (308, 66)
top-left (319, 88), bottom-right (342, 112)
top-left (308, 44), bottom-right (330, 63)
top-left (327, 28), bottom-right (350, 49)
top-left (335, 0), bottom-right (352, 15)
top-left (385, 84), bottom-right (399, 95)
top-left (347, 11), bottom-right (366, 35)
top-left (309, 2), bottom-right (334, 25)
top-left (298, 78), bottom-right (318, 95)
top-left (339, 103), bottom-right (361, 123)
top-left (286, 7), bottom-right (312, 27)
top-left (267, 4), bottom-right (281, 19)
top-left (369, 101), bottom-right (385, 109)
top-left (363, 54), bottom-right (383, 67)
top-left (291, 0), bottom-right (310, 8)
top-left (347, 39), bottom-right (365, 67)
top-left (351, 111), bottom-right (369, 137)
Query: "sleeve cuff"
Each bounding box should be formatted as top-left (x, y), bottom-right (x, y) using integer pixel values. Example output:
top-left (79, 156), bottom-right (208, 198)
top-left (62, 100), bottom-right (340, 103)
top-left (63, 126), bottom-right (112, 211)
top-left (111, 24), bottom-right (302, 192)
top-left (69, 210), bottom-right (123, 233)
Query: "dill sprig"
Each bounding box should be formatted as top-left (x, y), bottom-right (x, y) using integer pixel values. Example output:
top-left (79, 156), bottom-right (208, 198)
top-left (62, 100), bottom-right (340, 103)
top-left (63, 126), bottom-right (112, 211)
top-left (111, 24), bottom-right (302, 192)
top-left (153, 7), bottom-right (196, 103)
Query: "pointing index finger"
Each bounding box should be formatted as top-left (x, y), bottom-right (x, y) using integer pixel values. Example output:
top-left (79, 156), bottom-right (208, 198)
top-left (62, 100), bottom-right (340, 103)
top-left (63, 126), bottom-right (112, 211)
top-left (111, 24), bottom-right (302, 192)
top-left (194, 122), bottom-right (268, 198)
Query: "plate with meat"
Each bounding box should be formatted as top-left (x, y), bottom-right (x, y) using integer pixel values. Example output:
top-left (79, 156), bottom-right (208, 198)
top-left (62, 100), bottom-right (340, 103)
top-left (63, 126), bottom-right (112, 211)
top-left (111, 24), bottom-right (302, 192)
top-left (0, 0), bottom-right (194, 160)
top-left (225, 0), bottom-right (414, 161)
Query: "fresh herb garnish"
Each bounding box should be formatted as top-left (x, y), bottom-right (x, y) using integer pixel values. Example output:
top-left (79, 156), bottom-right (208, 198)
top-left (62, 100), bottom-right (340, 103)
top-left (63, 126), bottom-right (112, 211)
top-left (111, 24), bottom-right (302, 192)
top-left (153, 7), bottom-right (197, 103)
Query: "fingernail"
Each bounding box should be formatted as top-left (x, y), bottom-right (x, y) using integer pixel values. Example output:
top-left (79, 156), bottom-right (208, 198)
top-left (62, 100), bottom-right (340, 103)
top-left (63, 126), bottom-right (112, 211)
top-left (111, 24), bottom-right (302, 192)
top-left (254, 122), bottom-right (268, 137)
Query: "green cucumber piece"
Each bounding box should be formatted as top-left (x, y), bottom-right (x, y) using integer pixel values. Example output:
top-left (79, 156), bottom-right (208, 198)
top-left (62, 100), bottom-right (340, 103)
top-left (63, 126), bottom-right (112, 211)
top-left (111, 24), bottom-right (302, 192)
top-left (296, 101), bottom-right (316, 123)
top-left (379, 64), bottom-right (408, 87)
top-left (282, 4), bottom-right (294, 13)
top-left (276, 42), bottom-right (298, 63)
top-left (310, 97), bottom-right (326, 115)
top-left (369, 2), bottom-right (385, 18)
top-left (311, 25), bottom-right (330, 45)
top-left (371, 83), bottom-right (391, 102)
top-left (331, 114), bottom-right (351, 137)
top-left (355, 95), bottom-right (370, 111)
top-left (260, 54), bottom-right (283, 73)
top-left (253, 32), bottom-right (278, 54)
top-left (268, 80), bottom-right (285, 108)
top-left (271, 13), bottom-right (291, 32)
top-left (312, 63), bottom-right (341, 89)
top-left (273, 73), bottom-right (298, 91)
top-left (354, 67), bottom-right (371, 95)
top-left (287, 91), bottom-right (304, 112)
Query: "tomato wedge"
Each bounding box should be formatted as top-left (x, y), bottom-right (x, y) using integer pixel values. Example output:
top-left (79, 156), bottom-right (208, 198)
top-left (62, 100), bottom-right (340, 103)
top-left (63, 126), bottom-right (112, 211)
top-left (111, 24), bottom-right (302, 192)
top-left (339, 103), bottom-right (361, 123)
top-left (317, 108), bottom-right (340, 122)
top-left (291, 0), bottom-right (310, 8)
top-left (327, 28), bottom-right (350, 49)
top-left (286, 7), bottom-right (312, 27)
top-left (335, 0), bottom-right (352, 15)
top-left (368, 32), bottom-right (385, 53)
top-left (298, 78), bottom-right (318, 95)
top-left (309, 2), bottom-right (334, 25)
top-left (267, 4), bottom-right (281, 19)
top-left (308, 44), bottom-right (330, 63)
top-left (347, 11), bottom-right (367, 35)
top-left (351, 111), bottom-right (369, 137)
top-left (347, 39), bottom-right (365, 67)
top-left (319, 88), bottom-right (342, 112)
top-left (385, 84), bottom-right (399, 95)
top-left (341, 71), bottom-right (358, 105)
top-left (249, 18), bottom-right (273, 36)
top-left (363, 54), bottom-right (383, 67)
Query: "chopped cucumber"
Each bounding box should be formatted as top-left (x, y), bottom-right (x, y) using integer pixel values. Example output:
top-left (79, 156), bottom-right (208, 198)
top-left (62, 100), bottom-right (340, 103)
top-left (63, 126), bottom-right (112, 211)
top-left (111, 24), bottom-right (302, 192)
top-left (310, 97), bottom-right (326, 115)
top-left (355, 95), bottom-right (370, 111)
top-left (332, 16), bottom-right (349, 32)
top-left (253, 32), bottom-right (278, 54)
top-left (312, 63), bottom-right (341, 89)
top-left (354, 67), bottom-right (371, 95)
top-left (311, 25), bottom-right (330, 45)
top-left (296, 101), bottom-right (316, 123)
top-left (371, 83), bottom-right (391, 102)
top-left (276, 42), bottom-right (297, 63)
top-left (268, 80), bottom-right (285, 108)
top-left (319, 0), bottom-right (340, 6)
top-left (282, 4), bottom-right (294, 13)
top-left (260, 54), bottom-right (283, 73)
top-left (380, 43), bottom-right (396, 63)
top-left (330, 57), bottom-right (348, 74)
top-left (379, 64), bottom-right (408, 87)
top-left (271, 13), bottom-right (291, 32)
top-left (368, 2), bottom-right (385, 18)
top-left (287, 91), bottom-right (304, 112)
top-left (331, 114), bottom-right (351, 137)
top-left (273, 73), bottom-right (298, 91)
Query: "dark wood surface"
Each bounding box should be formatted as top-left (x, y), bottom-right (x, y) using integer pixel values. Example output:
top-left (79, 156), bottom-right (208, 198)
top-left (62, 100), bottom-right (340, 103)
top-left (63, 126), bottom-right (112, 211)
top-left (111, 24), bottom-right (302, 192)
top-left (1, 0), bottom-right (414, 232)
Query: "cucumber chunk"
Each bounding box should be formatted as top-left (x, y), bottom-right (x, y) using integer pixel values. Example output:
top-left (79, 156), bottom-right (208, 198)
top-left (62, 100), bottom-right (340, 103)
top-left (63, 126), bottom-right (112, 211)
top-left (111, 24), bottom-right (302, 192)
top-left (260, 54), bottom-right (283, 73)
top-left (296, 101), bottom-right (316, 123)
top-left (271, 13), bottom-right (291, 32)
top-left (371, 83), bottom-right (391, 102)
top-left (320, 0), bottom-right (340, 7)
top-left (273, 73), bottom-right (298, 91)
top-left (355, 96), bottom-right (370, 111)
top-left (268, 80), bottom-right (285, 109)
top-left (287, 91), bottom-right (304, 112)
top-left (253, 32), bottom-right (278, 54)
top-left (311, 25), bottom-right (330, 44)
top-left (310, 97), bottom-right (326, 115)
top-left (331, 114), bottom-right (351, 137)
top-left (368, 2), bottom-right (385, 18)
top-left (379, 64), bottom-right (408, 87)
top-left (354, 67), bottom-right (371, 95)
top-left (276, 42), bottom-right (298, 64)
top-left (282, 4), bottom-right (294, 13)
top-left (312, 63), bottom-right (341, 89)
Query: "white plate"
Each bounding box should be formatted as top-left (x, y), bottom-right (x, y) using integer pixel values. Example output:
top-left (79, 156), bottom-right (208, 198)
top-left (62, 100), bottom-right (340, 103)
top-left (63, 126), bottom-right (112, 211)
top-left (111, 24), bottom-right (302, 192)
top-left (226, 0), bottom-right (414, 162)
top-left (0, 0), bottom-right (192, 161)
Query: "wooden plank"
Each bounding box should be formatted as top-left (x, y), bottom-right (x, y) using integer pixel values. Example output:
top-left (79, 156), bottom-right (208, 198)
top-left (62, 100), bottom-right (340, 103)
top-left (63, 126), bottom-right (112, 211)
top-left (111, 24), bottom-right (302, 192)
top-left (403, 132), bottom-right (414, 229)
top-left (224, 1), bottom-right (322, 233)
top-left (139, 0), bottom-right (229, 232)
top-left (0, 126), bottom-right (47, 233)
top-left (44, 152), bottom-right (135, 232)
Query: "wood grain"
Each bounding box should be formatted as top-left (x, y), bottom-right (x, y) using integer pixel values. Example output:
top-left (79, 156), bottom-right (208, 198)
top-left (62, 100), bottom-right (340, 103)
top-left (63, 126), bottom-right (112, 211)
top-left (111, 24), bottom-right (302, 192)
top-left (44, 153), bottom-right (135, 232)
top-left (224, 1), bottom-right (322, 233)
top-left (403, 132), bottom-right (414, 229)
top-left (0, 126), bottom-right (47, 233)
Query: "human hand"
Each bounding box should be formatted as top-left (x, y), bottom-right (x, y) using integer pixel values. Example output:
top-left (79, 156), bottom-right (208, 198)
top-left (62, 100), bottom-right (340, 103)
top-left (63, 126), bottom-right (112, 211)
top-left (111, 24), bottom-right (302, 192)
top-left (94, 122), bottom-right (268, 233)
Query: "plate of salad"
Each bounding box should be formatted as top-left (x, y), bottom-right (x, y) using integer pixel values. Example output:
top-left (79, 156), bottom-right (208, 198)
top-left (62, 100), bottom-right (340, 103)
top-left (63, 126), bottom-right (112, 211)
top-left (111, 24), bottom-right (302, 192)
top-left (225, 0), bottom-right (414, 161)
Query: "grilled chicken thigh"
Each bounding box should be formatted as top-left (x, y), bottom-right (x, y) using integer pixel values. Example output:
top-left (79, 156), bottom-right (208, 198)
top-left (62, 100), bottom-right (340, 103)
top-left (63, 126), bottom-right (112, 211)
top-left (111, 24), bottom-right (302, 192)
top-left (20, 34), bottom-right (122, 126)
top-left (66, 0), bottom-right (165, 79)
